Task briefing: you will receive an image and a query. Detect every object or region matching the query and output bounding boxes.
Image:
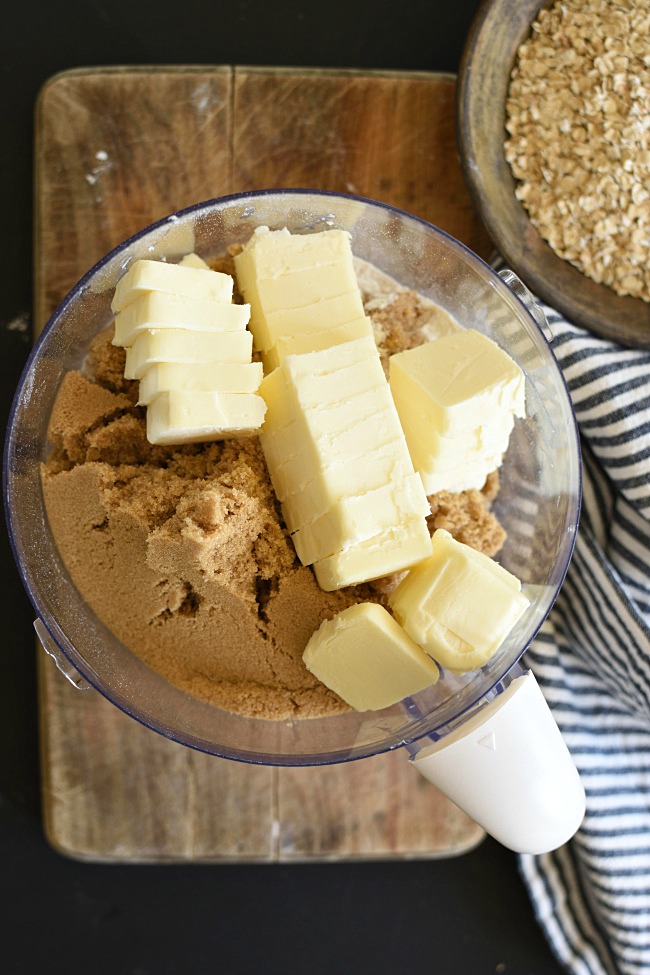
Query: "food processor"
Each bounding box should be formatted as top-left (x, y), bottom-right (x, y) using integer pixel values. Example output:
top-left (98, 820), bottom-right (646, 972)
top-left (4, 189), bottom-right (585, 854)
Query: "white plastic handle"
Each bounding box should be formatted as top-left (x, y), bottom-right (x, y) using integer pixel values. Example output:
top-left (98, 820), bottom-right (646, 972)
top-left (410, 671), bottom-right (585, 854)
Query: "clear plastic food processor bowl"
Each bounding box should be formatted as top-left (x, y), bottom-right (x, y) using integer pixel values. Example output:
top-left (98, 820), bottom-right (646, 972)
top-left (4, 190), bottom-right (583, 853)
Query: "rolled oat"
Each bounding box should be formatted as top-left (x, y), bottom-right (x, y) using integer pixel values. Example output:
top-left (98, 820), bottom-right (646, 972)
top-left (504, 0), bottom-right (650, 302)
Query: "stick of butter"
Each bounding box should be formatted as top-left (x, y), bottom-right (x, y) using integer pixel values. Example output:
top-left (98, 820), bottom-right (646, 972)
top-left (291, 472), bottom-right (430, 565)
top-left (312, 518), bottom-right (432, 591)
top-left (113, 291), bottom-right (250, 347)
top-left (263, 293), bottom-right (369, 340)
top-left (257, 334), bottom-right (431, 586)
top-left (303, 602), bottom-right (440, 711)
top-left (388, 529), bottom-right (530, 672)
top-left (262, 318), bottom-right (373, 373)
top-left (267, 405), bottom-right (405, 503)
top-left (279, 444), bottom-right (416, 533)
top-left (234, 226), bottom-right (372, 358)
top-left (389, 329), bottom-right (525, 494)
top-left (146, 390), bottom-right (267, 446)
top-left (138, 361), bottom-right (263, 406)
top-left (112, 259), bottom-right (233, 312)
top-left (124, 328), bottom-right (253, 380)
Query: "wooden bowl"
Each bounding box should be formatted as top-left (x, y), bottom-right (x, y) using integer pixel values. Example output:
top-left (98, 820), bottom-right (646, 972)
top-left (456, 0), bottom-right (650, 348)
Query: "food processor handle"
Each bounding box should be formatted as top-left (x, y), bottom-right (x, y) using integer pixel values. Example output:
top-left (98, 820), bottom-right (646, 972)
top-left (410, 670), bottom-right (585, 854)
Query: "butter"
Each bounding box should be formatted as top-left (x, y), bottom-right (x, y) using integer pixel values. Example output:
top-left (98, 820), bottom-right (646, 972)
top-left (257, 335), bottom-right (428, 579)
top-left (280, 444), bottom-right (416, 533)
top-left (389, 329), bottom-right (525, 493)
top-left (302, 602), bottom-right (440, 711)
top-left (401, 429), bottom-right (510, 494)
top-left (390, 330), bottom-right (525, 425)
top-left (259, 336), bottom-right (382, 430)
top-left (124, 328), bottom-right (253, 380)
top-left (138, 361), bottom-right (263, 405)
top-left (399, 412), bottom-right (515, 462)
top-left (291, 473), bottom-right (430, 565)
top-left (234, 226), bottom-right (367, 353)
top-left (113, 291), bottom-right (250, 347)
top-left (262, 317), bottom-right (374, 371)
top-left (261, 372), bottom-right (386, 442)
top-left (267, 404), bottom-right (404, 503)
top-left (263, 293), bottom-right (366, 343)
top-left (312, 517), bottom-right (432, 591)
top-left (236, 225), bottom-right (354, 278)
top-left (179, 253), bottom-right (210, 270)
top-left (253, 261), bottom-right (360, 311)
top-left (112, 259), bottom-right (233, 312)
top-left (146, 390), bottom-right (266, 445)
top-left (388, 529), bottom-right (530, 672)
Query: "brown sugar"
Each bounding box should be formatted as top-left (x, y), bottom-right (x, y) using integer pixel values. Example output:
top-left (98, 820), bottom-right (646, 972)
top-left (41, 271), bottom-right (507, 721)
top-left (427, 473), bottom-right (506, 558)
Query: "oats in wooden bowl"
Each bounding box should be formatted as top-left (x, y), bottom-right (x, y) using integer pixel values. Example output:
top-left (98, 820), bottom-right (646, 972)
top-left (457, 0), bottom-right (650, 348)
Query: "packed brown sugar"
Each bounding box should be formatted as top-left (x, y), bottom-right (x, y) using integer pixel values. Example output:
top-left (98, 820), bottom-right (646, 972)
top-left (41, 253), bottom-right (506, 720)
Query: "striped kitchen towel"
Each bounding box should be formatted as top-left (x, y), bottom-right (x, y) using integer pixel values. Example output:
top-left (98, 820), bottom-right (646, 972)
top-left (513, 299), bottom-right (650, 975)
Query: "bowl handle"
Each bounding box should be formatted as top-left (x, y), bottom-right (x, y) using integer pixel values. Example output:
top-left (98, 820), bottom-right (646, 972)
top-left (498, 268), bottom-right (552, 342)
top-left (409, 670), bottom-right (585, 854)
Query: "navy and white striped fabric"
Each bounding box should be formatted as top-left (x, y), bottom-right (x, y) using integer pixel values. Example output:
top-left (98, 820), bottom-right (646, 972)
top-left (514, 301), bottom-right (650, 975)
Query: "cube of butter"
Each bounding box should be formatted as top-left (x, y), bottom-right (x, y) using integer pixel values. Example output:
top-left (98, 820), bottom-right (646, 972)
top-left (388, 529), bottom-right (530, 672)
top-left (303, 602), bottom-right (439, 711)
top-left (389, 329), bottom-right (525, 493)
top-left (390, 329), bottom-right (525, 433)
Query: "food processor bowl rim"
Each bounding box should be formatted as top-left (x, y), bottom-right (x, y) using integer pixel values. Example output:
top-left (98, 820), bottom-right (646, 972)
top-left (3, 186), bottom-right (583, 766)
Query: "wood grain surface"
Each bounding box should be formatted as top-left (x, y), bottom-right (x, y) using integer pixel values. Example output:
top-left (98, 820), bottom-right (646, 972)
top-left (35, 66), bottom-right (490, 863)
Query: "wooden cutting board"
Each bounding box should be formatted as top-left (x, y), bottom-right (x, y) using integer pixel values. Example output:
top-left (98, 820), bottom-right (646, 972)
top-left (34, 66), bottom-right (492, 863)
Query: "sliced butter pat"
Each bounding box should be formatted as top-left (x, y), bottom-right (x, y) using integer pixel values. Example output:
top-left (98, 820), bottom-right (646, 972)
top-left (146, 390), bottom-right (266, 445)
top-left (112, 259), bottom-right (233, 313)
top-left (388, 528), bottom-right (530, 672)
top-left (113, 291), bottom-right (250, 347)
top-left (124, 328), bottom-right (253, 380)
top-left (262, 317), bottom-right (374, 371)
top-left (281, 444), bottom-right (415, 533)
top-left (390, 329), bottom-right (525, 435)
top-left (303, 602), bottom-right (439, 711)
top-left (138, 361), bottom-right (263, 406)
top-left (312, 517), bottom-right (432, 591)
top-left (291, 473), bottom-right (430, 565)
top-left (179, 253), bottom-right (210, 269)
